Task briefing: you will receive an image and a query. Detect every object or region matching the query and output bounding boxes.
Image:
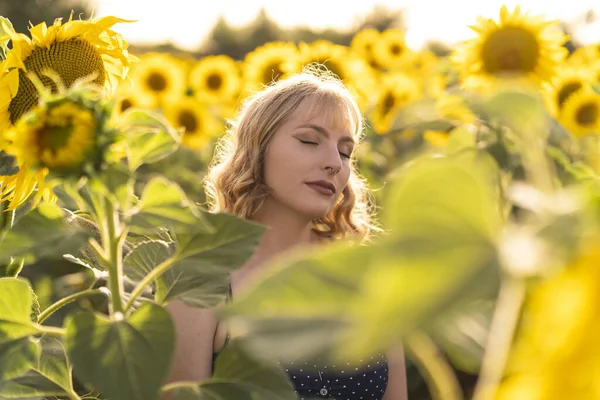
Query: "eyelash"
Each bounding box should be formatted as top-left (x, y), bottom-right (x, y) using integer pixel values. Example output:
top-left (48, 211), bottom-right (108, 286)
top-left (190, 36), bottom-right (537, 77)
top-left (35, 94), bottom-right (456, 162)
top-left (298, 139), bottom-right (351, 159)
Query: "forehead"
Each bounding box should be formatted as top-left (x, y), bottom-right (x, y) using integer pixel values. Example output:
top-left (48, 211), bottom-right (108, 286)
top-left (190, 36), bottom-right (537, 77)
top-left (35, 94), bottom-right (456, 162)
top-left (289, 93), bottom-right (360, 137)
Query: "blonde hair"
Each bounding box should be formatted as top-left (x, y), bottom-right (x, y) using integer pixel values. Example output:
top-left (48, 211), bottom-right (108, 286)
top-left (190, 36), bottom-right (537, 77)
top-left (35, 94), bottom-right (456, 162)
top-left (204, 66), bottom-right (379, 241)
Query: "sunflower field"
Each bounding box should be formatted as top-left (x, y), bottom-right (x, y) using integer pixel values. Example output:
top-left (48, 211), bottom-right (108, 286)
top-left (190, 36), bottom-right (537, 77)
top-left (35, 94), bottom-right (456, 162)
top-left (2, 4), bottom-right (600, 400)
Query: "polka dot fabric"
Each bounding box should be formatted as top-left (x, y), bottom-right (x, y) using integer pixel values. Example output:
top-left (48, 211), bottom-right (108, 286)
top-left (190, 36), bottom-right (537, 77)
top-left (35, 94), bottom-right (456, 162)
top-left (281, 351), bottom-right (388, 399)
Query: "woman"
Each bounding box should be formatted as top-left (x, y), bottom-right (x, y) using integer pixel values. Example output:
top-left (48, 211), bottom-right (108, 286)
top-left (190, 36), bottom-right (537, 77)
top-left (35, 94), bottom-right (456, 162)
top-left (165, 67), bottom-right (408, 400)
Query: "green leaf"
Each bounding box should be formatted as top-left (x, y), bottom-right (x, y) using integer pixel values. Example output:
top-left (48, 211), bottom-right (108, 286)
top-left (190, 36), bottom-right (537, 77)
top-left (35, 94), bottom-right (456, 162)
top-left (0, 337), bottom-right (74, 399)
top-left (164, 341), bottom-right (296, 400)
top-left (66, 303), bottom-right (175, 400)
top-left (119, 110), bottom-right (181, 170)
top-left (87, 163), bottom-right (135, 212)
top-left (0, 151), bottom-right (19, 176)
top-left (0, 204), bottom-right (90, 264)
top-left (159, 213), bottom-right (266, 307)
top-left (123, 240), bottom-right (174, 283)
top-left (0, 278), bottom-right (41, 381)
top-left (129, 177), bottom-right (209, 234)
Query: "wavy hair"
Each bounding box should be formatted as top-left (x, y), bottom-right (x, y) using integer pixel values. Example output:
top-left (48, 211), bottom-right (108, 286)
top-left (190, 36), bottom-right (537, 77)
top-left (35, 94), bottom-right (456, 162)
top-left (204, 66), bottom-right (379, 241)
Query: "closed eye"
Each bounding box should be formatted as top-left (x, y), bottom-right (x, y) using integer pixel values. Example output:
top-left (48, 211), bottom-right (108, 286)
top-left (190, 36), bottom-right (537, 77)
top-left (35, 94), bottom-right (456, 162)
top-left (298, 139), bottom-right (318, 145)
top-left (340, 152), bottom-right (351, 159)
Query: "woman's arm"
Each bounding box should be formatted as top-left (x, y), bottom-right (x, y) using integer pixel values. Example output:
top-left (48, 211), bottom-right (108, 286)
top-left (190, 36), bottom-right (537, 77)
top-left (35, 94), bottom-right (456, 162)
top-left (383, 344), bottom-right (408, 400)
top-left (162, 300), bottom-right (218, 391)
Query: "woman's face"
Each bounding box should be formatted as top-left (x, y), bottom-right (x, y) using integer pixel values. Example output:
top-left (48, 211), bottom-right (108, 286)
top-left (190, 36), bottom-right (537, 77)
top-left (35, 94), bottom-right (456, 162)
top-left (262, 102), bottom-right (355, 220)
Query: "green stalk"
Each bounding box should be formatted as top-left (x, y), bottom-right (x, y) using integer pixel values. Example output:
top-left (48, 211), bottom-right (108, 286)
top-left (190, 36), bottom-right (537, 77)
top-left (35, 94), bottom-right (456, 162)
top-left (37, 289), bottom-right (107, 324)
top-left (124, 256), bottom-right (177, 312)
top-left (36, 325), bottom-right (67, 337)
top-left (104, 198), bottom-right (126, 315)
top-left (405, 332), bottom-right (463, 400)
top-left (0, 200), bottom-right (15, 232)
top-left (472, 278), bottom-right (526, 400)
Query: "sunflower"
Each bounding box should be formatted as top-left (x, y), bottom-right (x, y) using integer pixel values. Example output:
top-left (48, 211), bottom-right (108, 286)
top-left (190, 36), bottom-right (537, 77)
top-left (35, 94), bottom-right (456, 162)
top-left (189, 55), bottom-right (241, 105)
top-left (299, 40), bottom-right (377, 107)
top-left (496, 243), bottom-right (600, 400)
top-left (435, 92), bottom-right (477, 125)
top-left (368, 72), bottom-right (422, 134)
top-left (451, 5), bottom-right (568, 90)
top-left (559, 87), bottom-right (600, 137)
top-left (0, 15), bottom-right (136, 132)
top-left (243, 42), bottom-right (302, 91)
top-left (162, 96), bottom-right (220, 150)
top-left (371, 29), bottom-right (413, 71)
top-left (128, 52), bottom-right (187, 108)
top-left (0, 166), bottom-right (55, 211)
top-left (567, 43), bottom-right (600, 66)
top-left (350, 28), bottom-right (381, 69)
top-left (542, 66), bottom-right (592, 117)
top-left (423, 130), bottom-right (450, 147)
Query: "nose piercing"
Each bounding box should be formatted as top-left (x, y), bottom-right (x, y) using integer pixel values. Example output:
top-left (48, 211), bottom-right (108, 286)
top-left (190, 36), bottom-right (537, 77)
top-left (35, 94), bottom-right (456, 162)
top-left (326, 167), bottom-right (338, 176)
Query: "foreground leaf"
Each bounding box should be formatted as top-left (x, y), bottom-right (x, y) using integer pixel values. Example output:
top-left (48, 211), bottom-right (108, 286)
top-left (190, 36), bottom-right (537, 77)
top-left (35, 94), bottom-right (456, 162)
top-left (66, 303), bottom-right (174, 400)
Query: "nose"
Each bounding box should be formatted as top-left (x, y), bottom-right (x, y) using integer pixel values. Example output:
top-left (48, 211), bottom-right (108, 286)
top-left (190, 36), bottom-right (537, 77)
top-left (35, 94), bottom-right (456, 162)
top-left (322, 144), bottom-right (343, 176)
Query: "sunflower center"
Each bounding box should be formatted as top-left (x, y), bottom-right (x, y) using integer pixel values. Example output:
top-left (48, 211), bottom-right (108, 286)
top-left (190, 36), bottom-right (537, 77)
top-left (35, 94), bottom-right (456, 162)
top-left (262, 62), bottom-right (284, 84)
top-left (206, 73), bottom-right (223, 90)
top-left (382, 92), bottom-right (396, 115)
top-left (557, 82), bottom-right (582, 108)
top-left (121, 99), bottom-right (133, 112)
top-left (576, 103), bottom-right (599, 126)
top-left (38, 125), bottom-right (72, 154)
top-left (146, 72), bottom-right (168, 92)
top-left (481, 27), bottom-right (540, 74)
top-left (8, 39), bottom-right (105, 124)
top-left (390, 43), bottom-right (403, 56)
top-left (178, 110), bottom-right (199, 133)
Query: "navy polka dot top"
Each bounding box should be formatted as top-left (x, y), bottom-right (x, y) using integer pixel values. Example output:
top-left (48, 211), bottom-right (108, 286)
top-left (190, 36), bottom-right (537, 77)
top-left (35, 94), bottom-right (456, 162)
top-left (281, 352), bottom-right (389, 399)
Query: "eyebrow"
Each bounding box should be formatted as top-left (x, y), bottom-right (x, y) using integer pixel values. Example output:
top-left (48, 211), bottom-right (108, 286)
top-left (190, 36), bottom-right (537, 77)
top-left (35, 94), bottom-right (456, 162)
top-left (297, 124), bottom-right (355, 145)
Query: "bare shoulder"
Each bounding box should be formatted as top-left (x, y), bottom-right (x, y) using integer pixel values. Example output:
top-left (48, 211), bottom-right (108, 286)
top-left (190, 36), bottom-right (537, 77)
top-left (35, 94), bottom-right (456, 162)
top-left (164, 300), bottom-right (219, 384)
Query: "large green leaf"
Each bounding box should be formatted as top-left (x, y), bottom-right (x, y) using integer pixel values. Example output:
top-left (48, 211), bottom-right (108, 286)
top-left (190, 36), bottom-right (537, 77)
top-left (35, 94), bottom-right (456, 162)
top-left (0, 279), bottom-right (41, 381)
top-left (0, 204), bottom-right (90, 264)
top-left (65, 303), bottom-right (174, 400)
top-left (222, 151), bottom-right (503, 362)
top-left (0, 337), bottom-right (74, 399)
top-left (128, 178), bottom-right (209, 234)
top-left (164, 341), bottom-right (296, 400)
top-left (123, 240), bottom-right (174, 283)
top-left (119, 110), bottom-right (181, 170)
top-left (158, 213), bottom-right (266, 307)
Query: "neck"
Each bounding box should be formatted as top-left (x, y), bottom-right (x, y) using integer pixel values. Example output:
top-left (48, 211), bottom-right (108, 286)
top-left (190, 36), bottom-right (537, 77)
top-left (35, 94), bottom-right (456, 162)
top-left (245, 199), bottom-right (318, 271)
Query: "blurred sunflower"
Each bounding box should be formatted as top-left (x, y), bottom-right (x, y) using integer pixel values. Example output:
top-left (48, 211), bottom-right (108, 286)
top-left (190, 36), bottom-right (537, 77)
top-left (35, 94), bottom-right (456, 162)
top-left (423, 130), bottom-right (450, 147)
top-left (435, 92), bottom-right (477, 125)
top-left (189, 55), bottom-right (241, 105)
top-left (559, 87), bottom-right (600, 137)
top-left (0, 166), bottom-right (55, 211)
top-left (542, 66), bottom-right (592, 117)
top-left (567, 43), bottom-right (600, 66)
top-left (299, 40), bottom-right (377, 107)
top-left (368, 72), bottom-right (421, 134)
top-left (243, 42), bottom-right (301, 91)
top-left (128, 52), bottom-right (187, 108)
top-left (451, 5), bottom-right (568, 90)
top-left (0, 15), bottom-right (135, 132)
top-left (163, 96), bottom-right (220, 150)
top-left (371, 29), bottom-right (413, 71)
top-left (496, 242), bottom-right (600, 400)
top-left (350, 29), bottom-right (381, 69)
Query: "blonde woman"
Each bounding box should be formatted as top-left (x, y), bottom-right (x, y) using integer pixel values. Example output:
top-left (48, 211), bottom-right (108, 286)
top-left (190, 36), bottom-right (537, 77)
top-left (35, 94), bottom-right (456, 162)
top-left (165, 68), bottom-right (408, 400)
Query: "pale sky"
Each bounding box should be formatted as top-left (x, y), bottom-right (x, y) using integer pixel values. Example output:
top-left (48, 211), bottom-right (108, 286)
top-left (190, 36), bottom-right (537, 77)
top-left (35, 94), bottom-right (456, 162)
top-left (93, 0), bottom-right (600, 51)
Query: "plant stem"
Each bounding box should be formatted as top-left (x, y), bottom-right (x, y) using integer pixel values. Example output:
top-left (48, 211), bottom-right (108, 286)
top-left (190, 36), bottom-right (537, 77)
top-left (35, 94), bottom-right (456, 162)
top-left (36, 325), bottom-right (67, 337)
top-left (472, 278), bottom-right (526, 400)
top-left (66, 389), bottom-right (82, 400)
top-left (124, 256), bottom-right (177, 312)
top-left (37, 289), bottom-right (108, 324)
top-left (405, 332), bottom-right (463, 400)
top-left (105, 198), bottom-right (125, 315)
top-left (0, 200), bottom-right (15, 232)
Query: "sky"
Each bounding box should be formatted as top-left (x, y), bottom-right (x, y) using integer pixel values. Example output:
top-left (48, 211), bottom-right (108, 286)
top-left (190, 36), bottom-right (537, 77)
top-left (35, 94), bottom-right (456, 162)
top-left (93, 0), bottom-right (600, 51)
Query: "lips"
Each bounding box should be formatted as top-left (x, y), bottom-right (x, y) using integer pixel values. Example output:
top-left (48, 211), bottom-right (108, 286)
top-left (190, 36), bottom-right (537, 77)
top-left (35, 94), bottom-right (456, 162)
top-left (305, 180), bottom-right (337, 196)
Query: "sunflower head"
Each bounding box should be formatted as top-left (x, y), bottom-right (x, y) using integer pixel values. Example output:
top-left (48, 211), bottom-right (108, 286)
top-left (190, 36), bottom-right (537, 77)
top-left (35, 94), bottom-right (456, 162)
top-left (243, 42), bottom-right (302, 93)
top-left (0, 15), bottom-right (136, 131)
top-left (559, 86), bottom-right (600, 138)
top-left (451, 5), bottom-right (568, 90)
top-left (162, 96), bottom-right (221, 150)
top-left (128, 52), bottom-right (187, 108)
top-left (372, 29), bottom-right (413, 70)
top-left (369, 72), bottom-right (422, 134)
top-left (190, 55), bottom-right (241, 105)
top-left (4, 85), bottom-right (116, 178)
top-left (543, 66), bottom-right (592, 117)
top-left (350, 29), bottom-right (381, 68)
